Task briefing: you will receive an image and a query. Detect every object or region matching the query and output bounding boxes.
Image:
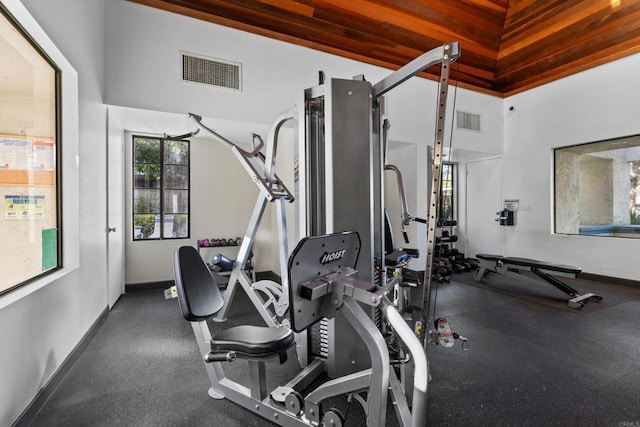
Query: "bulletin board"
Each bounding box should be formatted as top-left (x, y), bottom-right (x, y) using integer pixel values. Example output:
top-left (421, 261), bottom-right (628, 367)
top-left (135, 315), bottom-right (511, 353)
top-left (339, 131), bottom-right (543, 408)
top-left (0, 136), bottom-right (55, 186)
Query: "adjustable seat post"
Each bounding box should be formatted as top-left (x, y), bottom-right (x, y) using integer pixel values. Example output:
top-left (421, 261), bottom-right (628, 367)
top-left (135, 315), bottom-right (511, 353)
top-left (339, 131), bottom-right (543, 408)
top-left (248, 360), bottom-right (268, 400)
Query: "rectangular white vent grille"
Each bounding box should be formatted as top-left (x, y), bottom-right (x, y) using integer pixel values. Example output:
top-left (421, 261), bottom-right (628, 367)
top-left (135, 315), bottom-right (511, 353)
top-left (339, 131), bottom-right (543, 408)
top-left (456, 111), bottom-right (481, 131)
top-left (182, 52), bottom-right (241, 90)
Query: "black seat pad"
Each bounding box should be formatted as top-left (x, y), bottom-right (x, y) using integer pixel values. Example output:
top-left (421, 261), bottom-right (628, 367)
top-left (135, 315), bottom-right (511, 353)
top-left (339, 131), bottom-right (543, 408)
top-left (476, 254), bottom-right (504, 261)
top-left (211, 325), bottom-right (294, 358)
top-left (503, 257), bottom-right (581, 275)
top-left (476, 254), bottom-right (580, 275)
top-left (386, 250), bottom-right (409, 266)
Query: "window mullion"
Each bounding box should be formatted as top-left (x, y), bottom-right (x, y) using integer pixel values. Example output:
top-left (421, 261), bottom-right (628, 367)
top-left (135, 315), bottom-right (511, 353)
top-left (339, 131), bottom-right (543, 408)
top-left (159, 138), bottom-right (166, 239)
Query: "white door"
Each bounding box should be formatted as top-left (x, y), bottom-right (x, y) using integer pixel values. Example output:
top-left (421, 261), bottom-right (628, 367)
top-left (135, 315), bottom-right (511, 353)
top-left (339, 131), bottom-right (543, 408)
top-left (465, 157), bottom-right (502, 258)
top-left (106, 108), bottom-right (125, 307)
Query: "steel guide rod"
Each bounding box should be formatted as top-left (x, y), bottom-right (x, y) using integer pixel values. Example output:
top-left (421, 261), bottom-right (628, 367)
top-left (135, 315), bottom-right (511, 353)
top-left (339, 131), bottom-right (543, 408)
top-left (421, 43), bottom-right (454, 332)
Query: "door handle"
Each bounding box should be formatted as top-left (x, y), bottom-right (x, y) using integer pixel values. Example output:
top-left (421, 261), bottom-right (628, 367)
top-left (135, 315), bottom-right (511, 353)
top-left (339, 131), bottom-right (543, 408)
top-left (108, 227), bottom-right (116, 233)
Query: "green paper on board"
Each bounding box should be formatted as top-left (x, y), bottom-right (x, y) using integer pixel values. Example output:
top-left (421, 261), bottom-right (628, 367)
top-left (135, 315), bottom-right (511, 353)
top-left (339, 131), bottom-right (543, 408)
top-left (42, 228), bottom-right (57, 270)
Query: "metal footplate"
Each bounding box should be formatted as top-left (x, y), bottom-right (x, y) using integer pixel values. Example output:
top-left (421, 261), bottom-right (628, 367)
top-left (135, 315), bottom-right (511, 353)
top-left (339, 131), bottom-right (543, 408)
top-left (435, 318), bottom-right (454, 348)
top-left (568, 292), bottom-right (603, 309)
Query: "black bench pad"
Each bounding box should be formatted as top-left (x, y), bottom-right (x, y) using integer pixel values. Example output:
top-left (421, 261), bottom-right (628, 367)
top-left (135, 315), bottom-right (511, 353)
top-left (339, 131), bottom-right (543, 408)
top-left (504, 257), bottom-right (581, 275)
top-left (211, 325), bottom-right (294, 358)
top-left (386, 250), bottom-right (409, 266)
top-left (477, 254), bottom-right (504, 261)
top-left (477, 254), bottom-right (581, 275)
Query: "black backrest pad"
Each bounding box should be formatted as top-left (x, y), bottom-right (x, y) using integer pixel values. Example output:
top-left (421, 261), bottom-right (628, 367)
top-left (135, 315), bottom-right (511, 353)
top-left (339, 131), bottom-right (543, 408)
top-left (174, 246), bottom-right (224, 321)
top-left (503, 257), bottom-right (581, 275)
top-left (476, 254), bottom-right (504, 261)
top-left (384, 209), bottom-right (395, 254)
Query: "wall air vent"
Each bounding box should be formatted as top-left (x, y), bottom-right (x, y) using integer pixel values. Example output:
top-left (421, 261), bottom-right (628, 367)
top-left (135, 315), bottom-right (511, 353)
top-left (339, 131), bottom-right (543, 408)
top-left (456, 111), bottom-right (481, 132)
top-left (181, 51), bottom-right (241, 91)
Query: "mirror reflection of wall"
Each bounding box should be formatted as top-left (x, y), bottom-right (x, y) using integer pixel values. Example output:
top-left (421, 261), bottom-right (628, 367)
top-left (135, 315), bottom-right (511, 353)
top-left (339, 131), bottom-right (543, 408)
top-left (555, 135), bottom-right (640, 238)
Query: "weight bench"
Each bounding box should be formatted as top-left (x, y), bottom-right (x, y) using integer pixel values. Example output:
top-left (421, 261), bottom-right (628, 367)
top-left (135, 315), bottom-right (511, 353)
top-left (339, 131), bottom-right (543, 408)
top-left (474, 254), bottom-right (602, 309)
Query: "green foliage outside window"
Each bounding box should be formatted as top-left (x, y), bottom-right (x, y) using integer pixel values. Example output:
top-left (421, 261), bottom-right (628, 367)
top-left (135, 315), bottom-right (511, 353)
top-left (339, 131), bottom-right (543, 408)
top-left (133, 136), bottom-right (189, 240)
top-left (631, 161), bottom-right (640, 224)
top-left (134, 138), bottom-right (161, 181)
top-left (440, 163), bottom-right (454, 221)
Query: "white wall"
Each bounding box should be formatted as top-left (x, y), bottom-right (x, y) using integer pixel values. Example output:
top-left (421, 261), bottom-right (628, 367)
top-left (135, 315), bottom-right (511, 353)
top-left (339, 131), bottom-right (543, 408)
top-left (0, 0), bottom-right (106, 425)
top-left (503, 53), bottom-right (640, 279)
top-left (104, 0), bottom-right (503, 152)
top-left (104, 0), bottom-right (382, 125)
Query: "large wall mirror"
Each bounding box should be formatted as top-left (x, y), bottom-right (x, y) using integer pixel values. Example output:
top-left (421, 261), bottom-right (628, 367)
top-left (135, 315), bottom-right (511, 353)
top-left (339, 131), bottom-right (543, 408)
top-left (555, 135), bottom-right (640, 238)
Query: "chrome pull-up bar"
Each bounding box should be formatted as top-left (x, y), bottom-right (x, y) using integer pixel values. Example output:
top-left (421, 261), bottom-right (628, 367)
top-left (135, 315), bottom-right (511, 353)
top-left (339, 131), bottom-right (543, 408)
top-left (163, 128), bottom-right (200, 140)
top-left (373, 42), bottom-right (460, 99)
top-left (188, 112), bottom-right (265, 156)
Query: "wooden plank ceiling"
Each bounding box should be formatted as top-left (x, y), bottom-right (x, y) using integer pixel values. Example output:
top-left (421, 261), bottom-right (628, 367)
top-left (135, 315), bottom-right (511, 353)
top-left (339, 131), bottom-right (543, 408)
top-left (127, 0), bottom-right (640, 96)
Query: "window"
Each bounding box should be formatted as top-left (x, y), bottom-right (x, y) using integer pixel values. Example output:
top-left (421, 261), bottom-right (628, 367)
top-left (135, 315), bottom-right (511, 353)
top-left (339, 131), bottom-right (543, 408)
top-left (554, 135), bottom-right (640, 238)
top-left (133, 136), bottom-right (189, 240)
top-left (0, 4), bottom-right (61, 295)
top-left (439, 163), bottom-right (455, 222)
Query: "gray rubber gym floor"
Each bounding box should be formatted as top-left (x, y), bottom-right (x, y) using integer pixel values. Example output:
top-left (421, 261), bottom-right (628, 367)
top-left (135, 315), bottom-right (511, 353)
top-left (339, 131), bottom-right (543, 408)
top-left (27, 272), bottom-right (640, 426)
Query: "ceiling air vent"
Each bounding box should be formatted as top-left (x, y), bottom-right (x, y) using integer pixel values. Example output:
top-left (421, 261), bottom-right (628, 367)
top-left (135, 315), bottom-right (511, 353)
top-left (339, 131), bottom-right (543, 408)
top-left (181, 52), bottom-right (241, 91)
top-left (456, 111), bottom-right (481, 132)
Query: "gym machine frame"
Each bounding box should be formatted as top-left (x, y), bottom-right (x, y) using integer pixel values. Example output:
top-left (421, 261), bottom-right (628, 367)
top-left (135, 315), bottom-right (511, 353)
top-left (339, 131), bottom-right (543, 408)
top-left (177, 43), bottom-right (459, 427)
top-left (295, 42), bottom-right (460, 419)
top-left (175, 231), bottom-right (428, 427)
top-left (189, 110), bottom-right (295, 327)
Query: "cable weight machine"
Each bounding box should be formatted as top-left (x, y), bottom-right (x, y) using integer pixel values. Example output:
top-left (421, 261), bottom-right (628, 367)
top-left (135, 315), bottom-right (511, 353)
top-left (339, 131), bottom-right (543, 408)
top-left (188, 110), bottom-right (296, 327)
top-left (172, 42), bottom-right (467, 427)
top-left (297, 41), bottom-right (465, 403)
